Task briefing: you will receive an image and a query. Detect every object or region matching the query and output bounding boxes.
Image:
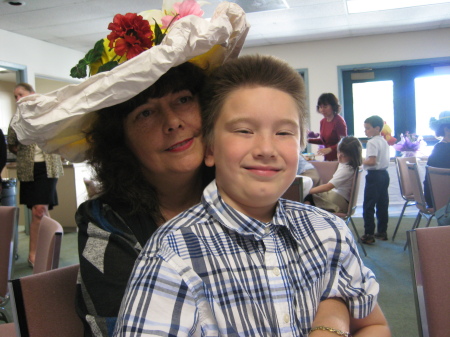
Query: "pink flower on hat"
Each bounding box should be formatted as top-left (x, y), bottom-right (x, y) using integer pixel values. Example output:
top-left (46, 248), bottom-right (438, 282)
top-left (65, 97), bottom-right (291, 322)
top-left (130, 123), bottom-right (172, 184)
top-left (161, 0), bottom-right (204, 29)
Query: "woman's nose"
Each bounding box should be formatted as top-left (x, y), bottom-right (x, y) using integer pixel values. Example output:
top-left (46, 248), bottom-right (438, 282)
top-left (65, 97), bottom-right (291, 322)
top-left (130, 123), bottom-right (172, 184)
top-left (163, 108), bottom-right (184, 132)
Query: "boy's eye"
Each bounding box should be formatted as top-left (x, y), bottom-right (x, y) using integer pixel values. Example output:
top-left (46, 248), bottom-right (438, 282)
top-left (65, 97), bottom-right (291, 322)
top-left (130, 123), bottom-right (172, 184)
top-left (277, 131), bottom-right (294, 136)
top-left (235, 129), bottom-right (252, 134)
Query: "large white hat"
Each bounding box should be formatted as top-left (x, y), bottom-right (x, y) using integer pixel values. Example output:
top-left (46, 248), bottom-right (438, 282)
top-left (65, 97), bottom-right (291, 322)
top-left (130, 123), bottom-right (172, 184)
top-left (11, 1), bottom-right (249, 162)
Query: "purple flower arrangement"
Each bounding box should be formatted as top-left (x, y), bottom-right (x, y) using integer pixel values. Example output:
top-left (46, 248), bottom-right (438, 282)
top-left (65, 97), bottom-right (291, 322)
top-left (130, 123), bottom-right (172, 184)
top-left (393, 132), bottom-right (426, 156)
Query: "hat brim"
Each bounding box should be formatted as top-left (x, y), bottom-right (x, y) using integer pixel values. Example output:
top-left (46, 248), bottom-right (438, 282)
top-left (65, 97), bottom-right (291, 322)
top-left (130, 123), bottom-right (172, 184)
top-left (11, 2), bottom-right (249, 162)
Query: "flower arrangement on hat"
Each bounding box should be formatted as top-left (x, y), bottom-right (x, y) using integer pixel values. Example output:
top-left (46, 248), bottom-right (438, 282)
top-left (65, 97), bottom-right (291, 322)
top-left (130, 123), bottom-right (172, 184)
top-left (71, 0), bottom-right (208, 78)
top-left (393, 131), bottom-right (427, 157)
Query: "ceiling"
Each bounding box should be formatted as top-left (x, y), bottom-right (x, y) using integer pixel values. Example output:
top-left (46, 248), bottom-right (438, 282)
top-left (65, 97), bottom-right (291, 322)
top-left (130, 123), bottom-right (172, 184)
top-left (1, 0), bottom-right (450, 53)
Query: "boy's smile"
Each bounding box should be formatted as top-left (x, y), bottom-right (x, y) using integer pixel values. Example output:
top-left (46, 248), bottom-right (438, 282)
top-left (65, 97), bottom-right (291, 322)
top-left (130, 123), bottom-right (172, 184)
top-left (205, 86), bottom-right (300, 222)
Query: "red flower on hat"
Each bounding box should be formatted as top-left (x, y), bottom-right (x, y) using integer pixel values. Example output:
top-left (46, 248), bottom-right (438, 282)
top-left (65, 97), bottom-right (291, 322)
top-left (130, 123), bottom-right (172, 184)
top-left (107, 13), bottom-right (153, 60)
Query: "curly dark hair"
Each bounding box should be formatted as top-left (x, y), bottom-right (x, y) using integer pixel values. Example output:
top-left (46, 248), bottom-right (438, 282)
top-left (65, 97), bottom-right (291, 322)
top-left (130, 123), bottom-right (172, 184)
top-left (85, 62), bottom-right (212, 220)
top-left (316, 93), bottom-right (341, 115)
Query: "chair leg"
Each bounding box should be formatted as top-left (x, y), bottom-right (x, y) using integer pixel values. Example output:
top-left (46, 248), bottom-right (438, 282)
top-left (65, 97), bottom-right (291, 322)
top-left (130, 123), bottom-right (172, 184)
top-left (392, 201), bottom-right (408, 241)
top-left (424, 215), bottom-right (434, 228)
top-left (404, 212), bottom-right (422, 251)
top-left (348, 217), bottom-right (368, 257)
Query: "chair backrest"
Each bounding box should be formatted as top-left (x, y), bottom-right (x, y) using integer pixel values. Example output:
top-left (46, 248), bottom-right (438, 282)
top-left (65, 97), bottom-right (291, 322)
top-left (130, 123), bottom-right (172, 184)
top-left (282, 176), bottom-right (303, 202)
top-left (345, 167), bottom-right (363, 218)
top-left (310, 161), bottom-right (339, 185)
top-left (396, 156), bottom-right (418, 200)
top-left (406, 162), bottom-right (430, 213)
top-left (408, 226), bottom-right (450, 337)
top-left (0, 206), bottom-right (19, 299)
top-left (9, 264), bottom-right (84, 337)
top-left (33, 216), bottom-right (63, 274)
top-left (426, 166), bottom-right (450, 211)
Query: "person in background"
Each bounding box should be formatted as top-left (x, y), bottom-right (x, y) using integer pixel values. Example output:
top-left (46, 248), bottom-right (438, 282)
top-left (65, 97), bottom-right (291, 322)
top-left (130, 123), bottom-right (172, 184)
top-left (115, 55), bottom-right (390, 337)
top-left (360, 115), bottom-right (390, 244)
top-left (0, 128), bottom-right (6, 177)
top-left (297, 153), bottom-right (320, 187)
top-left (306, 136), bottom-right (362, 213)
top-left (308, 93), bottom-right (347, 161)
top-left (7, 83), bottom-right (63, 267)
top-left (9, 2), bottom-right (249, 336)
top-left (424, 110), bottom-right (450, 207)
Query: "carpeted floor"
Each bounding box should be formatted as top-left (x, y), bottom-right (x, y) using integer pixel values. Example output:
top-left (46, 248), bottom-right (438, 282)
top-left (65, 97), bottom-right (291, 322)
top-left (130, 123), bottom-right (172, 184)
top-left (3, 212), bottom-right (431, 337)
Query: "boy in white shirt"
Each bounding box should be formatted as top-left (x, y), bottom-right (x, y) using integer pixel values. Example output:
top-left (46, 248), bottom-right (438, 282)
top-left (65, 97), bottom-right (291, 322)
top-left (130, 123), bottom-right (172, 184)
top-left (361, 115), bottom-right (391, 244)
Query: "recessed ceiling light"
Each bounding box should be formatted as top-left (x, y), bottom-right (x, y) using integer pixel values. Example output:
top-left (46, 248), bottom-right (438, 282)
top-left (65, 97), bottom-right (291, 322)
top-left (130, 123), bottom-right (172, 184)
top-left (7, 1), bottom-right (26, 6)
top-left (347, 0), bottom-right (450, 13)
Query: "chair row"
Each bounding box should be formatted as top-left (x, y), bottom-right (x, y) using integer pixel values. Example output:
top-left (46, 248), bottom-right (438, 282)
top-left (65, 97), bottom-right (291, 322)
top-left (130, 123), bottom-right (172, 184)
top-left (0, 210), bottom-right (65, 329)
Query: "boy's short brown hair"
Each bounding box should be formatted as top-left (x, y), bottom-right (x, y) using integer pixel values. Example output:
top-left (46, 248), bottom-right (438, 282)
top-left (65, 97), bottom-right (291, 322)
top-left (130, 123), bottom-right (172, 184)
top-left (200, 54), bottom-right (307, 149)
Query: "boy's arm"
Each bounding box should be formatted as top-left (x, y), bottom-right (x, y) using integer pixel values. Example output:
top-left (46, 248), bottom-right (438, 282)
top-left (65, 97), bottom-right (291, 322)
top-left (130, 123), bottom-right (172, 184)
top-left (350, 303), bottom-right (391, 337)
top-left (363, 156), bottom-right (377, 167)
top-left (310, 298), bottom-right (350, 336)
top-left (309, 182), bottom-right (335, 194)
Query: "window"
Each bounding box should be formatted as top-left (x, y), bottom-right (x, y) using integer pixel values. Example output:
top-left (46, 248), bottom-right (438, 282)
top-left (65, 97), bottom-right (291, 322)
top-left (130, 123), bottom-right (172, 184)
top-left (341, 59), bottom-right (450, 152)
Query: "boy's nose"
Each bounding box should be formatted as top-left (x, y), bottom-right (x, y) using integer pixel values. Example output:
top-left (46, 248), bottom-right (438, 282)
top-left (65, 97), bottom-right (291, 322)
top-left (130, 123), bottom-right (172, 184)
top-left (254, 135), bottom-right (276, 157)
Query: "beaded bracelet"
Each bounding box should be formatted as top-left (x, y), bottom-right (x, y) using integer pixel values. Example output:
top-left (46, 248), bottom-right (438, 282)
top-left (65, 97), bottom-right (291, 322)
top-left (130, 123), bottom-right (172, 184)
top-left (309, 326), bottom-right (352, 337)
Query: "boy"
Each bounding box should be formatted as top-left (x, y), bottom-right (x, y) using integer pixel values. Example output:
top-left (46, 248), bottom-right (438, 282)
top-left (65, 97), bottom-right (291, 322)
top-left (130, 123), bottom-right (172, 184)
top-left (115, 56), bottom-right (390, 336)
top-left (361, 116), bottom-right (391, 244)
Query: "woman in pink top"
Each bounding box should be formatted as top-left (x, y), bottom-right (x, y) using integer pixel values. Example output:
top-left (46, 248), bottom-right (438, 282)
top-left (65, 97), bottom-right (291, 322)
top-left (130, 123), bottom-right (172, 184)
top-left (308, 93), bottom-right (347, 161)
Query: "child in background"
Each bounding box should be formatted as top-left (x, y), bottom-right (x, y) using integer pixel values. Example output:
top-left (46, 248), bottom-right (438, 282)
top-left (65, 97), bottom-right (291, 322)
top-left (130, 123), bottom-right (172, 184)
top-left (361, 115), bottom-right (390, 244)
top-left (115, 55), bottom-right (390, 337)
top-left (307, 136), bottom-right (362, 213)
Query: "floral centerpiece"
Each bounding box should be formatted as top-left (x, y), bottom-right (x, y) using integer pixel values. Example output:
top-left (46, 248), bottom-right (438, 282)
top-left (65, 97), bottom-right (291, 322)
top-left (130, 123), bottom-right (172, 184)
top-left (71, 0), bottom-right (207, 78)
top-left (393, 131), bottom-right (427, 157)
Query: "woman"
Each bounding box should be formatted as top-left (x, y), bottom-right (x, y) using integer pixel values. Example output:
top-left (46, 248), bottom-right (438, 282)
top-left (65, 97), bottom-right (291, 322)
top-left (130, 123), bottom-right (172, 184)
top-left (308, 93), bottom-right (348, 161)
top-left (10, 2), bottom-right (249, 335)
top-left (75, 62), bottom-right (215, 335)
top-left (7, 83), bottom-right (63, 267)
top-left (424, 110), bottom-right (450, 207)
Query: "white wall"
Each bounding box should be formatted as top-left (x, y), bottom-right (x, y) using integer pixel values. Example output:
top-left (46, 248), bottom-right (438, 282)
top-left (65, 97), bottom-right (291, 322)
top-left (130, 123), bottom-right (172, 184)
top-left (241, 27), bottom-right (450, 146)
top-left (0, 29), bottom-right (84, 88)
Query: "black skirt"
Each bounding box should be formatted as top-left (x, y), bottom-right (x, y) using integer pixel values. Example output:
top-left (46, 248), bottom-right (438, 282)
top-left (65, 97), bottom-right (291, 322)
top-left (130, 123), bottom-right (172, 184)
top-left (20, 162), bottom-right (58, 209)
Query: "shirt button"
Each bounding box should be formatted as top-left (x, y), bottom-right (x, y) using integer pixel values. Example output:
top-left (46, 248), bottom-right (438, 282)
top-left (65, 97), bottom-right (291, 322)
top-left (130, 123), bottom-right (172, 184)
top-left (284, 314), bottom-right (290, 323)
top-left (264, 227), bottom-right (270, 234)
top-left (273, 267), bottom-right (280, 276)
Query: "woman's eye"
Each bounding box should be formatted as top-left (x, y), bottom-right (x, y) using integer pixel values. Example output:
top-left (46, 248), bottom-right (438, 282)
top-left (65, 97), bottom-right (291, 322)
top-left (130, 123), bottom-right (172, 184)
top-left (178, 95), bottom-right (193, 104)
top-left (139, 109), bottom-right (152, 118)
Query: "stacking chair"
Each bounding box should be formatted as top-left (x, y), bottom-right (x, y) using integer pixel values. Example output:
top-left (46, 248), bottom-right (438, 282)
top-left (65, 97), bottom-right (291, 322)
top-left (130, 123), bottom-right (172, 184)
top-left (426, 166), bottom-right (450, 213)
top-left (310, 161), bottom-right (339, 185)
top-left (8, 264), bottom-right (84, 337)
top-left (392, 157), bottom-right (417, 241)
top-left (33, 216), bottom-right (64, 274)
top-left (403, 162), bottom-right (435, 250)
top-left (334, 167), bottom-right (367, 257)
top-left (282, 176), bottom-right (304, 202)
top-left (408, 226), bottom-right (450, 337)
top-left (0, 206), bottom-right (19, 323)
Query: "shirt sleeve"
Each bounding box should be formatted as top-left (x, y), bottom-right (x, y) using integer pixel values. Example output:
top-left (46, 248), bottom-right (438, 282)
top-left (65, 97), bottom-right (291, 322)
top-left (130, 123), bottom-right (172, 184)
top-left (114, 250), bottom-right (200, 336)
top-left (324, 224), bottom-right (379, 319)
top-left (329, 116), bottom-right (347, 152)
top-left (76, 200), bottom-right (141, 336)
top-left (329, 164), bottom-right (353, 188)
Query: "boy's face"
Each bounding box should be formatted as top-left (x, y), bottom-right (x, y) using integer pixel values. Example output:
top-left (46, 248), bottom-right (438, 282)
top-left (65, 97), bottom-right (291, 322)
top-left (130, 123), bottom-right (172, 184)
top-left (205, 86), bottom-right (300, 222)
top-left (364, 123), bottom-right (380, 138)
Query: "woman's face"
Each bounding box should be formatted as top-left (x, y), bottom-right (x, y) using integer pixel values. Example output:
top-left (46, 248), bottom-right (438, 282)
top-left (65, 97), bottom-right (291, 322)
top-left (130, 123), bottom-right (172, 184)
top-left (14, 86), bottom-right (33, 102)
top-left (123, 90), bottom-right (204, 183)
top-left (318, 103), bottom-right (335, 119)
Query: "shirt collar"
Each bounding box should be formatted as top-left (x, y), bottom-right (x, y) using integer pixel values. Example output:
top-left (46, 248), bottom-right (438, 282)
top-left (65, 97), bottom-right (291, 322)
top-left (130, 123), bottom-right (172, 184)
top-left (201, 180), bottom-right (290, 241)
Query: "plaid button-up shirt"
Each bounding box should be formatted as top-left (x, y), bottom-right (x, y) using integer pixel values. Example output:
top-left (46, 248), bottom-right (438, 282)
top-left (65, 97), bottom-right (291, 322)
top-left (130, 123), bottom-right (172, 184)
top-left (115, 180), bottom-right (378, 337)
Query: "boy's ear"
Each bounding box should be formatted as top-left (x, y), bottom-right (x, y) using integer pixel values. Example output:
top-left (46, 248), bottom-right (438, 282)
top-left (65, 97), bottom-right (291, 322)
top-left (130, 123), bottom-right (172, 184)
top-left (204, 146), bottom-right (215, 167)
